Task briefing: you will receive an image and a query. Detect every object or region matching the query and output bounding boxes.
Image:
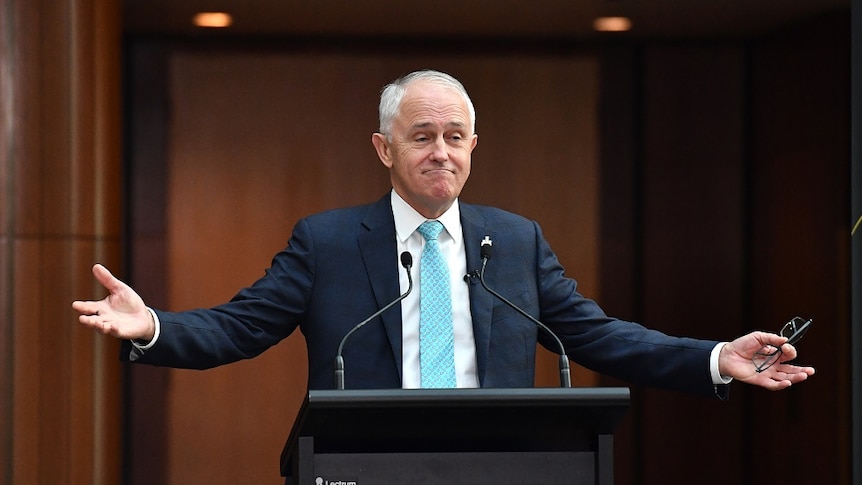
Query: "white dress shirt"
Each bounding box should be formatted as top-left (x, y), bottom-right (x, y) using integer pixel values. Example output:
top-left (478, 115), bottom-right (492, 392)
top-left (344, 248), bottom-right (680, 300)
top-left (391, 190), bottom-right (479, 388)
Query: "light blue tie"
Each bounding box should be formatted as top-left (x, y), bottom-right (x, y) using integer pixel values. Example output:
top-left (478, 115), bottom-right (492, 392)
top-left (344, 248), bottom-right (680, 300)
top-left (417, 220), bottom-right (456, 388)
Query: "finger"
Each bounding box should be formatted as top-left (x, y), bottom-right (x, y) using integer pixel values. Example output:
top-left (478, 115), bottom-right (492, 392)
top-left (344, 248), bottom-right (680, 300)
top-left (758, 332), bottom-right (789, 347)
top-left (786, 372), bottom-right (811, 384)
top-left (765, 371), bottom-right (798, 390)
top-left (92, 264), bottom-right (127, 294)
top-left (767, 380), bottom-right (793, 391)
top-left (775, 362), bottom-right (816, 376)
top-left (760, 367), bottom-right (812, 388)
top-left (778, 343), bottom-right (799, 360)
top-left (77, 313), bottom-right (106, 330)
top-left (749, 374), bottom-right (791, 391)
top-left (71, 300), bottom-right (104, 315)
top-left (78, 313), bottom-right (118, 336)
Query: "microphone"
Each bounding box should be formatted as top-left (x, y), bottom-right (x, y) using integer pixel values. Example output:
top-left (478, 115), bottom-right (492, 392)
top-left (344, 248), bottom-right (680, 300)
top-left (473, 238), bottom-right (572, 388)
top-left (334, 251), bottom-right (413, 390)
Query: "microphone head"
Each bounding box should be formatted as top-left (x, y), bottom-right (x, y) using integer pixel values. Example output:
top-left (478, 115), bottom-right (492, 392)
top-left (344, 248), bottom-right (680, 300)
top-left (480, 242), bottom-right (493, 260)
top-left (400, 251), bottom-right (413, 269)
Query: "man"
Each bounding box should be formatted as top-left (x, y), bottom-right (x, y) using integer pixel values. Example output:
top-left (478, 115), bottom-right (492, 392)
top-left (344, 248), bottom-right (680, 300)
top-left (72, 69), bottom-right (814, 395)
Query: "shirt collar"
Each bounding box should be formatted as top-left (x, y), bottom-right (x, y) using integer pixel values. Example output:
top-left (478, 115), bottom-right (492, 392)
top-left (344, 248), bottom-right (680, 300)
top-left (391, 189), bottom-right (462, 245)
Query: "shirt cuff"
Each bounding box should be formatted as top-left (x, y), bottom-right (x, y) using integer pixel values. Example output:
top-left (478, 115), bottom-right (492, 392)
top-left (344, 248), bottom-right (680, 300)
top-left (710, 342), bottom-right (733, 385)
top-left (129, 308), bottom-right (161, 361)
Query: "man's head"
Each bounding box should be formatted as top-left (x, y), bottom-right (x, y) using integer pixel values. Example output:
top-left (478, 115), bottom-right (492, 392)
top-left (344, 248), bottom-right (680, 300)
top-left (377, 70), bottom-right (476, 139)
top-left (372, 70), bottom-right (479, 219)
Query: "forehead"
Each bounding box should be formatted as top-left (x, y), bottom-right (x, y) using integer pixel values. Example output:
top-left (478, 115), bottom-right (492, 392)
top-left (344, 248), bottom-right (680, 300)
top-left (397, 81), bottom-right (470, 128)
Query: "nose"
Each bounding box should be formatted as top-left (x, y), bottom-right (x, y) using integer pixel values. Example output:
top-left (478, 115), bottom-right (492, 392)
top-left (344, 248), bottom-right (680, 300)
top-left (429, 136), bottom-right (449, 162)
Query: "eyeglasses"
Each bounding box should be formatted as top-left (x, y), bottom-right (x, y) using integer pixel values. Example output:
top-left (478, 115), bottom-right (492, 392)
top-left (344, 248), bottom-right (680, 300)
top-left (752, 316), bottom-right (813, 373)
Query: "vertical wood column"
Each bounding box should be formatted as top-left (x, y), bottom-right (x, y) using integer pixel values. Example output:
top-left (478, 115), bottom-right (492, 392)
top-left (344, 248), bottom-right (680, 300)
top-left (0, 0), bottom-right (123, 483)
top-left (599, 44), bottom-right (749, 485)
top-left (747, 16), bottom-right (851, 485)
top-left (638, 44), bottom-right (747, 484)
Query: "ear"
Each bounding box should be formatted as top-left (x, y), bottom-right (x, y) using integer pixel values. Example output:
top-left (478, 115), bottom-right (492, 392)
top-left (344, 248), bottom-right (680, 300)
top-left (371, 133), bottom-right (393, 168)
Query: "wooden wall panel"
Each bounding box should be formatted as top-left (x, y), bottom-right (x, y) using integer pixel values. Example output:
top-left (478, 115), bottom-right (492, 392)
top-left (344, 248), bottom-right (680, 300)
top-left (0, 0), bottom-right (123, 484)
top-left (597, 46), bottom-right (644, 484)
top-left (125, 42), bottom-right (172, 485)
top-left (747, 16), bottom-right (851, 485)
top-left (0, 1), bottom-right (848, 483)
top-left (125, 12), bottom-right (850, 484)
top-left (130, 51), bottom-right (602, 484)
top-left (638, 44), bottom-right (747, 484)
top-left (598, 14), bottom-right (850, 485)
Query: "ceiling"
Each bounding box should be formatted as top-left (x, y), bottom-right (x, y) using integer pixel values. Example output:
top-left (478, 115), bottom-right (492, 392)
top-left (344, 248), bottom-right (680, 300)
top-left (123, 0), bottom-right (849, 39)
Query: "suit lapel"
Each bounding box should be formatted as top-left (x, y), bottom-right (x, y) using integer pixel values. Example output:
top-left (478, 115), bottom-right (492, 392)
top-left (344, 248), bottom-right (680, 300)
top-left (357, 195), bottom-right (404, 384)
top-left (460, 203), bottom-right (496, 387)
top-left (356, 198), bottom-right (500, 388)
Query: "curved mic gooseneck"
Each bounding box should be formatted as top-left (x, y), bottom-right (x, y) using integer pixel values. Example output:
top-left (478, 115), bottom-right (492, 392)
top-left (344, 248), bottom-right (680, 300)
top-left (475, 241), bottom-right (572, 388)
top-left (334, 251), bottom-right (413, 390)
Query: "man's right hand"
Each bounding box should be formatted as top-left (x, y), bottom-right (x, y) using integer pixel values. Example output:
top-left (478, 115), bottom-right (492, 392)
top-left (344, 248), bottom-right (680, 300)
top-left (71, 264), bottom-right (155, 342)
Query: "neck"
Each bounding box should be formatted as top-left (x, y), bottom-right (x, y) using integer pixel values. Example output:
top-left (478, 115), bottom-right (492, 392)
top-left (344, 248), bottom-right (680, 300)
top-left (392, 190), bottom-right (455, 220)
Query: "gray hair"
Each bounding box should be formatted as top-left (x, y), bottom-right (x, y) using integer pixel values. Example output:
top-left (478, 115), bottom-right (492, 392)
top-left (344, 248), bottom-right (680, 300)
top-left (378, 69), bottom-right (476, 139)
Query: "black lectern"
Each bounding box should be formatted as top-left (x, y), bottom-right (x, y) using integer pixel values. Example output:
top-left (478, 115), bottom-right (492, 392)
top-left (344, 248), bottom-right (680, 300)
top-left (280, 387), bottom-right (629, 485)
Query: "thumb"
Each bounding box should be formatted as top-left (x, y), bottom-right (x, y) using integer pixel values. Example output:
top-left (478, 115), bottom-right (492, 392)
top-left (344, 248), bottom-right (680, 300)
top-left (92, 264), bottom-right (127, 294)
top-left (757, 331), bottom-right (789, 348)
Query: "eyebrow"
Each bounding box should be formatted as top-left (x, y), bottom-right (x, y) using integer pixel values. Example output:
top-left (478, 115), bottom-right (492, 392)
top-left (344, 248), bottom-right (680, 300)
top-left (410, 121), bottom-right (467, 131)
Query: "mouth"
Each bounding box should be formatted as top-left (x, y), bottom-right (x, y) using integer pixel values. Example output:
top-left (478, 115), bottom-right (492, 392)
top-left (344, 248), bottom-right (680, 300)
top-left (422, 167), bottom-right (455, 175)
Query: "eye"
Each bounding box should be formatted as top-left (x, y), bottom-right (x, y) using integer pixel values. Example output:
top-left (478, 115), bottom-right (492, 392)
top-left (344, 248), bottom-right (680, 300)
top-left (447, 133), bottom-right (466, 143)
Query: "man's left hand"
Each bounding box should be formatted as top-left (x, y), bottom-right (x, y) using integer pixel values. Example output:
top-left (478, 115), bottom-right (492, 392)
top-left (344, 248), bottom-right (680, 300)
top-left (719, 331), bottom-right (815, 390)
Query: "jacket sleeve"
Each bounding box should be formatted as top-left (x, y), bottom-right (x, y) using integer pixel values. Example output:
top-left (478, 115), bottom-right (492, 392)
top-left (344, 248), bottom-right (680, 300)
top-left (120, 218), bottom-right (316, 369)
top-left (531, 221), bottom-right (722, 398)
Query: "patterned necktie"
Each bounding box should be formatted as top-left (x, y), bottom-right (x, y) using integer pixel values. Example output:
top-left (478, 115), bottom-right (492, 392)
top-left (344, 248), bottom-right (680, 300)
top-left (417, 220), bottom-right (456, 388)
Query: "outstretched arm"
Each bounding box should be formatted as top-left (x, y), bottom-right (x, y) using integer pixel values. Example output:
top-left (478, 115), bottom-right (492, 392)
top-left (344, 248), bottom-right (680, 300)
top-left (71, 264), bottom-right (155, 341)
top-left (718, 331), bottom-right (815, 390)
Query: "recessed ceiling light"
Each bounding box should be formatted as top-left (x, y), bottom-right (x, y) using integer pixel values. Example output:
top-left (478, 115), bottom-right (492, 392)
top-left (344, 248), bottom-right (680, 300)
top-left (193, 12), bottom-right (233, 28)
top-left (593, 16), bottom-right (632, 32)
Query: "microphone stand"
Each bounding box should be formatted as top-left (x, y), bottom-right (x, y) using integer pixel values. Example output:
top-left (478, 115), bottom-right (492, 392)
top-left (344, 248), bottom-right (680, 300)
top-left (476, 251), bottom-right (572, 388)
top-left (334, 252), bottom-right (413, 389)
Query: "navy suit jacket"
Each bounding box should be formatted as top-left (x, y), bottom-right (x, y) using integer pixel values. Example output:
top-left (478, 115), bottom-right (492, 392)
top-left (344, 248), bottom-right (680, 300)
top-left (129, 194), bottom-right (722, 397)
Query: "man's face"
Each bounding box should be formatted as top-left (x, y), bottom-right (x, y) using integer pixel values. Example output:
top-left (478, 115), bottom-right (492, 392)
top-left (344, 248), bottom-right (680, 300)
top-left (372, 80), bottom-right (478, 219)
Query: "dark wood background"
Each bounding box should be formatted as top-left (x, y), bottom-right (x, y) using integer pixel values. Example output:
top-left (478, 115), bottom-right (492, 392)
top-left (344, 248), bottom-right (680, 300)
top-left (0, 1), bottom-right (850, 483)
top-left (124, 12), bottom-right (849, 485)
